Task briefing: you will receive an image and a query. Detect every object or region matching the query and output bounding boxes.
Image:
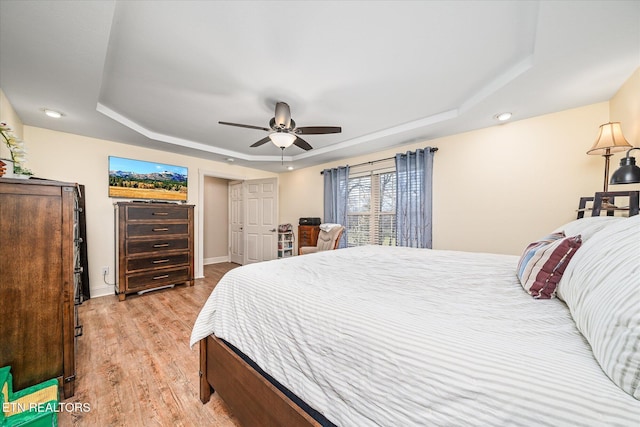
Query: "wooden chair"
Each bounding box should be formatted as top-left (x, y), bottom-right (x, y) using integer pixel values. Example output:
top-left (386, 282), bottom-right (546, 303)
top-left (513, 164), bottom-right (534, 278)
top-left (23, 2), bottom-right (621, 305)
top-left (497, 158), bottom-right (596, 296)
top-left (299, 226), bottom-right (344, 255)
top-left (0, 366), bottom-right (59, 427)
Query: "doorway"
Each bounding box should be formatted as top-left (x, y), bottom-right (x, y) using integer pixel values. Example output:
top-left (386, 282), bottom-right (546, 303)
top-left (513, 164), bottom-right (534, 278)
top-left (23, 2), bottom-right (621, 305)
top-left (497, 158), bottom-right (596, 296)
top-left (203, 176), bottom-right (232, 266)
top-left (197, 170), bottom-right (278, 278)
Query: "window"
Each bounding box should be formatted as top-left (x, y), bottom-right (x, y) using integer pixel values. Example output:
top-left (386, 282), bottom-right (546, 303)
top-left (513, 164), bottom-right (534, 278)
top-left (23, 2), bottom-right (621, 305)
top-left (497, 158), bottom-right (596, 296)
top-left (347, 169), bottom-right (396, 247)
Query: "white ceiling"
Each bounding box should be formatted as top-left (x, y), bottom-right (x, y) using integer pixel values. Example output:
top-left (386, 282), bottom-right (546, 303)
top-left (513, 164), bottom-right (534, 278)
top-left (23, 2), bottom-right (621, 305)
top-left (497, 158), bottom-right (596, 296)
top-left (0, 1), bottom-right (638, 173)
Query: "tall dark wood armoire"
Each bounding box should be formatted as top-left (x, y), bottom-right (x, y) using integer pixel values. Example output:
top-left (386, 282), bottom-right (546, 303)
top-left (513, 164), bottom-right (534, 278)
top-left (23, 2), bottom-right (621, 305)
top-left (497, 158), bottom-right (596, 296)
top-left (0, 178), bottom-right (81, 398)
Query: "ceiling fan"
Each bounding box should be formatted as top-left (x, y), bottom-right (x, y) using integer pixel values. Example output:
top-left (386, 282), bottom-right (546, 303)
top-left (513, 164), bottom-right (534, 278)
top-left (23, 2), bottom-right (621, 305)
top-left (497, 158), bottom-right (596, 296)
top-left (219, 102), bottom-right (341, 152)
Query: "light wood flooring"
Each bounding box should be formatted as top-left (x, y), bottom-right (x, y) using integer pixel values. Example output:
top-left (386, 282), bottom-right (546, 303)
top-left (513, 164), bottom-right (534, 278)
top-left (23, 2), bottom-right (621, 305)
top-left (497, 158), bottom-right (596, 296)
top-left (59, 263), bottom-right (242, 426)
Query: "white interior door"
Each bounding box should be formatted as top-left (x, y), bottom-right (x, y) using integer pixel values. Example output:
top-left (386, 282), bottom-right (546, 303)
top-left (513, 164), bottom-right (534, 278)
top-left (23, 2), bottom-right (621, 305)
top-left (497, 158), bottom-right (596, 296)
top-left (244, 178), bottom-right (278, 264)
top-left (229, 181), bottom-right (244, 264)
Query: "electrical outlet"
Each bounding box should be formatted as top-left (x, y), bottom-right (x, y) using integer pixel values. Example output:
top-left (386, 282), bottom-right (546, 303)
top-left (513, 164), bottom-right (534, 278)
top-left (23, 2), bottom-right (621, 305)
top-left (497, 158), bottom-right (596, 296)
top-left (101, 266), bottom-right (109, 276)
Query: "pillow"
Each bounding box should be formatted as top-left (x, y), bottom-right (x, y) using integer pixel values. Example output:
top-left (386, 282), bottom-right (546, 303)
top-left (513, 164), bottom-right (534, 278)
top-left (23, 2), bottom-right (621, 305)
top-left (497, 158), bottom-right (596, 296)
top-left (516, 232), bottom-right (582, 299)
top-left (553, 216), bottom-right (625, 242)
top-left (558, 215), bottom-right (640, 399)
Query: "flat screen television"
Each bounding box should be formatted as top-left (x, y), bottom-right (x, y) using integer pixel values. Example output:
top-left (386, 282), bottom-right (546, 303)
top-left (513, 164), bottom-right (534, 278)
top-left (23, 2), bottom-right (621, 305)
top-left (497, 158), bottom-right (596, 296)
top-left (108, 156), bottom-right (188, 202)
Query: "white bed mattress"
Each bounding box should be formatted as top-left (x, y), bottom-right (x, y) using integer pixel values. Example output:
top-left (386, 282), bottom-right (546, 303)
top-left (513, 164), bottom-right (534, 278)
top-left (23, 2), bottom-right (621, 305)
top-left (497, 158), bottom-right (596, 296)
top-left (191, 245), bottom-right (640, 426)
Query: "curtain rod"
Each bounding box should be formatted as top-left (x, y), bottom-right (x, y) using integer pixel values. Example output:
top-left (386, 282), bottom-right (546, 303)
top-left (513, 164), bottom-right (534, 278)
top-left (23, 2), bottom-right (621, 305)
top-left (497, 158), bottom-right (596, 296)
top-left (320, 147), bottom-right (438, 174)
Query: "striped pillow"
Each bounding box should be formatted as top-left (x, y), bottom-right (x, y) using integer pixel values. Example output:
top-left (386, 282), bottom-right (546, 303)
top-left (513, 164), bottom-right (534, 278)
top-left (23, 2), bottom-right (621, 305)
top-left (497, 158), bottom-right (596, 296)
top-left (516, 232), bottom-right (582, 299)
top-left (559, 215), bottom-right (640, 399)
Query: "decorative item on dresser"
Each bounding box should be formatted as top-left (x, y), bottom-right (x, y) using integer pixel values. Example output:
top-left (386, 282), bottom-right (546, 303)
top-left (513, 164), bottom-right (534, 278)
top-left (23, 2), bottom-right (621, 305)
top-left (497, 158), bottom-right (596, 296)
top-left (297, 224), bottom-right (319, 255)
top-left (0, 177), bottom-right (82, 399)
top-left (115, 202), bottom-right (194, 301)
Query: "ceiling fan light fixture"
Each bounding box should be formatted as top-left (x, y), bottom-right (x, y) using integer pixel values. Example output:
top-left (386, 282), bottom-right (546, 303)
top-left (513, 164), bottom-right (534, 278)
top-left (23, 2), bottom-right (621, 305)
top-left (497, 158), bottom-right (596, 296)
top-left (269, 132), bottom-right (296, 148)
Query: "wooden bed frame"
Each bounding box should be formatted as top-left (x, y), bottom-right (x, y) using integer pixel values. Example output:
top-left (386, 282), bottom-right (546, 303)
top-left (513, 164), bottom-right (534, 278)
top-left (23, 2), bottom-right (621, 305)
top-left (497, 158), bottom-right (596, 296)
top-left (199, 335), bottom-right (319, 427)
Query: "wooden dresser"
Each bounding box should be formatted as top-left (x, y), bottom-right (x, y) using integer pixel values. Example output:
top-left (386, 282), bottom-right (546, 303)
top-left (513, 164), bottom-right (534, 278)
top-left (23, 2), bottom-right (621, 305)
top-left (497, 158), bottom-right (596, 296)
top-left (297, 225), bottom-right (320, 255)
top-left (0, 178), bottom-right (80, 398)
top-left (116, 202), bottom-right (194, 301)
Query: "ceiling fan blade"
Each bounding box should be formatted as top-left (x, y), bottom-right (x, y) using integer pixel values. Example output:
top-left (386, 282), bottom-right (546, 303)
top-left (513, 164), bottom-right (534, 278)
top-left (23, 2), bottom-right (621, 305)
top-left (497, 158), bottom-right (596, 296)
top-left (295, 126), bottom-right (342, 135)
top-left (274, 102), bottom-right (291, 128)
top-left (293, 136), bottom-right (313, 151)
top-left (250, 136), bottom-right (272, 148)
top-left (219, 121), bottom-right (270, 132)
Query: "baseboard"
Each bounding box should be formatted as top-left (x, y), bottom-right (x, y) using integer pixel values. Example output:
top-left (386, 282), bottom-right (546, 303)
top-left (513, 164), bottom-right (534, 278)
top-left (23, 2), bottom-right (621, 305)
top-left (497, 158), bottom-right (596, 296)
top-left (90, 284), bottom-right (116, 298)
top-left (204, 256), bottom-right (230, 265)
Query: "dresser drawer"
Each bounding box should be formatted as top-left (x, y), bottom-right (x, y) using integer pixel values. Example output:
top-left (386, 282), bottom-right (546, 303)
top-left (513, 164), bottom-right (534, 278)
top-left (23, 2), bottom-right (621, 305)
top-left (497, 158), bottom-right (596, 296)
top-left (127, 206), bottom-right (189, 221)
top-left (126, 267), bottom-right (191, 290)
top-left (126, 253), bottom-right (190, 273)
top-left (298, 226), bottom-right (319, 245)
top-left (299, 230), bottom-right (313, 241)
top-left (127, 237), bottom-right (190, 255)
top-left (127, 223), bottom-right (189, 238)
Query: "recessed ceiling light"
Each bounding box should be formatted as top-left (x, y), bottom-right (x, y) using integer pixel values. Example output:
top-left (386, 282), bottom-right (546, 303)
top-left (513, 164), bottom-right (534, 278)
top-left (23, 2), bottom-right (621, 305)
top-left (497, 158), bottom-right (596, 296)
top-left (495, 112), bottom-right (512, 121)
top-left (43, 108), bottom-right (64, 118)
top-left (287, 166), bottom-right (294, 171)
top-left (226, 158), bottom-right (234, 162)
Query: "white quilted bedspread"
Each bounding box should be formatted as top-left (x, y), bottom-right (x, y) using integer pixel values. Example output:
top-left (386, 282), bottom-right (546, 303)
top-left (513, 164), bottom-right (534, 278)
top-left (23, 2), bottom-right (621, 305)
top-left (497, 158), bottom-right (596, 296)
top-left (191, 245), bottom-right (640, 426)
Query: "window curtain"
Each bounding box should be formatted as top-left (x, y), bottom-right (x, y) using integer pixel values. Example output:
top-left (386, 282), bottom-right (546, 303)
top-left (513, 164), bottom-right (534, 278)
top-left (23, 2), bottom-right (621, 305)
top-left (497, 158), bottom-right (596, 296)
top-left (395, 147), bottom-right (434, 248)
top-left (323, 165), bottom-right (349, 248)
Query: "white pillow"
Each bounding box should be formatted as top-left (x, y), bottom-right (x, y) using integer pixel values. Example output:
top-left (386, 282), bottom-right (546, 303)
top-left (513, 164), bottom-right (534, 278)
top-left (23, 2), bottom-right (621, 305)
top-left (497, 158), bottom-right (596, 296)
top-left (553, 216), bottom-right (625, 241)
top-left (558, 215), bottom-right (640, 399)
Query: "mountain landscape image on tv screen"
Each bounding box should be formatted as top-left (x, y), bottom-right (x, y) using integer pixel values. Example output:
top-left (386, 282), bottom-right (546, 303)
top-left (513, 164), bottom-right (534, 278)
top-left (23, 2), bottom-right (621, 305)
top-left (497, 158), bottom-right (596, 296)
top-left (108, 156), bottom-right (188, 201)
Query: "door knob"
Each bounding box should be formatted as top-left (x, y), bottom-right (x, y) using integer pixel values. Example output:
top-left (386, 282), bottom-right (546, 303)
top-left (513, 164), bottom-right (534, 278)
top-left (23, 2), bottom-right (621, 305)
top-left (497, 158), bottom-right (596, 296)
top-left (270, 228), bottom-right (276, 232)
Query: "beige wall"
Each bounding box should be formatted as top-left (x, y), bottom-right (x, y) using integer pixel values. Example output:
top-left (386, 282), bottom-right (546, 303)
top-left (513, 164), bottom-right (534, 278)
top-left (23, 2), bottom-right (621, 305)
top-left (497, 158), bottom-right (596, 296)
top-left (2, 67), bottom-right (638, 296)
top-left (281, 89), bottom-right (638, 255)
top-left (6, 124), bottom-right (274, 297)
top-left (610, 68), bottom-right (639, 146)
top-left (607, 67), bottom-right (640, 198)
top-left (203, 176), bottom-right (230, 262)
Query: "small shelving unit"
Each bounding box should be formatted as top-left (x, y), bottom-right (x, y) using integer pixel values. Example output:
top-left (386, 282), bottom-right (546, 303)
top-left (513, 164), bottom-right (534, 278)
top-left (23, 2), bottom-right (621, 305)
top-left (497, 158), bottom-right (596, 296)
top-left (278, 230), bottom-right (294, 258)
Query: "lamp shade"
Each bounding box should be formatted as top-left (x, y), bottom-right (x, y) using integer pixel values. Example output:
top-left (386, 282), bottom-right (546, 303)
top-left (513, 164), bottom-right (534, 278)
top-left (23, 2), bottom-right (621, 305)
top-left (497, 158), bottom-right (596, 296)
top-left (610, 148), bottom-right (640, 185)
top-left (587, 122), bottom-right (632, 155)
top-left (269, 132), bottom-right (296, 148)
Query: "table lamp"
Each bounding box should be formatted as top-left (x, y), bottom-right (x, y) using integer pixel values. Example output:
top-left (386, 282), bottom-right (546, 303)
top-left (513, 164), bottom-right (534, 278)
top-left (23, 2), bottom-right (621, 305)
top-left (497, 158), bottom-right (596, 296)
top-left (587, 122), bottom-right (633, 192)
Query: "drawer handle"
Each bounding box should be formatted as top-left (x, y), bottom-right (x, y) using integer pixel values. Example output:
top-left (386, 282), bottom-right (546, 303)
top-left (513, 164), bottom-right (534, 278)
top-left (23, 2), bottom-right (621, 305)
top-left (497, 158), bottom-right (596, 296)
top-left (152, 259), bottom-right (171, 264)
top-left (152, 212), bottom-right (169, 216)
top-left (152, 274), bottom-right (170, 280)
top-left (152, 228), bottom-right (169, 232)
top-left (153, 243), bottom-right (170, 248)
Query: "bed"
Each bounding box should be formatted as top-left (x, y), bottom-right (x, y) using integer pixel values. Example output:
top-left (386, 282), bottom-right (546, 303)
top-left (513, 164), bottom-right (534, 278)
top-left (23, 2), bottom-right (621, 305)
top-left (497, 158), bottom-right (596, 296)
top-left (191, 215), bottom-right (640, 426)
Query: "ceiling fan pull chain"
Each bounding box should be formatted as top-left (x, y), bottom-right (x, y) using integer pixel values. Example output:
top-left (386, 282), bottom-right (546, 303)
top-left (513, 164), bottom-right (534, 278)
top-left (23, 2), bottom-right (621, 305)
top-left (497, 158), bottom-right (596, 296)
top-left (281, 147), bottom-right (285, 165)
